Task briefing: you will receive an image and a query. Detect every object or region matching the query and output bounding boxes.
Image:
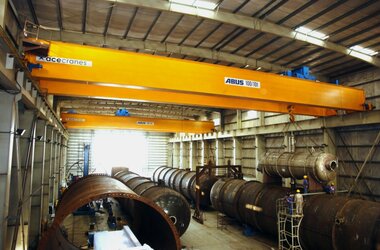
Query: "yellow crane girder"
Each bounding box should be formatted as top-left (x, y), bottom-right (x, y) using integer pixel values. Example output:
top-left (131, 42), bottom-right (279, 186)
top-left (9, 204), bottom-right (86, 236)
top-left (60, 113), bottom-right (214, 133)
top-left (25, 40), bottom-right (368, 116)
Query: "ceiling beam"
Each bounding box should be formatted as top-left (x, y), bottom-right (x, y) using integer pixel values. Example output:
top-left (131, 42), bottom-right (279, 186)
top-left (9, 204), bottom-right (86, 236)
top-left (37, 30), bottom-right (288, 72)
top-left (109, 0), bottom-right (380, 67)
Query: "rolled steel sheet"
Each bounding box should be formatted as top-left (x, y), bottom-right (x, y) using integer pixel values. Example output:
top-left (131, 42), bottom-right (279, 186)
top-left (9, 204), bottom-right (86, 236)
top-left (39, 175), bottom-right (180, 250)
top-left (190, 174), bottom-right (218, 207)
top-left (220, 179), bottom-right (246, 219)
top-left (236, 181), bottom-right (265, 225)
top-left (134, 181), bottom-right (156, 195)
top-left (169, 169), bottom-right (183, 189)
top-left (259, 152), bottom-right (338, 182)
top-left (127, 176), bottom-right (151, 190)
top-left (115, 171), bottom-right (139, 183)
top-left (153, 166), bottom-right (218, 207)
top-left (180, 171), bottom-right (196, 200)
top-left (254, 185), bottom-right (288, 236)
top-left (209, 177), bottom-right (380, 250)
top-left (334, 199), bottom-right (380, 250)
top-left (152, 166), bottom-right (167, 182)
top-left (210, 178), bottom-right (229, 212)
top-left (173, 170), bottom-right (188, 192)
top-left (158, 167), bottom-right (172, 184)
top-left (143, 187), bottom-right (191, 236)
top-left (163, 168), bottom-right (178, 187)
top-left (300, 195), bottom-right (380, 250)
top-left (115, 170), bottom-right (191, 236)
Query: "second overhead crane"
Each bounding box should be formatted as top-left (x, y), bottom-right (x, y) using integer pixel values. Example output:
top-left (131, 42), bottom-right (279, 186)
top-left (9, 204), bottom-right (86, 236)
top-left (24, 39), bottom-right (370, 118)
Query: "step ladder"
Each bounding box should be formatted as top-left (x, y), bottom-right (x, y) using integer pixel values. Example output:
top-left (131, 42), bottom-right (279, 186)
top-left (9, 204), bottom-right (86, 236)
top-left (276, 198), bottom-right (303, 250)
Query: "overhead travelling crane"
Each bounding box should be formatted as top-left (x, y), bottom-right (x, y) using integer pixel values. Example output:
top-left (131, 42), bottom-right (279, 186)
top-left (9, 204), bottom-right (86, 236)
top-left (24, 40), bottom-right (371, 126)
top-left (60, 113), bottom-right (214, 133)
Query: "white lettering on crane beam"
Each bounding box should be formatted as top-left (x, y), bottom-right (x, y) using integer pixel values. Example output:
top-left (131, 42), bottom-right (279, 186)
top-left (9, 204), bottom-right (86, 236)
top-left (36, 56), bottom-right (93, 67)
top-left (136, 121), bottom-right (154, 125)
top-left (224, 77), bottom-right (260, 88)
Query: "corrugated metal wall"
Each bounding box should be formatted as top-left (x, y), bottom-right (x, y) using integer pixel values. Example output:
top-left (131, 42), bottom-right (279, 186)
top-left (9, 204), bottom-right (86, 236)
top-left (67, 130), bottom-right (170, 177)
top-left (336, 125), bottom-right (380, 202)
top-left (67, 129), bottom-right (95, 176)
top-left (146, 133), bottom-right (170, 176)
top-left (241, 136), bottom-right (255, 176)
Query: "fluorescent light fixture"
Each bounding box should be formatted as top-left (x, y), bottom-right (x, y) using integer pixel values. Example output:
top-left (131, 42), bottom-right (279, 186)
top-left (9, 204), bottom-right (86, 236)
top-left (16, 128), bottom-right (26, 136)
top-left (350, 45), bottom-right (378, 56)
top-left (169, 0), bottom-right (195, 4)
top-left (194, 0), bottom-right (217, 10)
top-left (295, 26), bottom-right (329, 40)
top-left (169, 0), bottom-right (217, 10)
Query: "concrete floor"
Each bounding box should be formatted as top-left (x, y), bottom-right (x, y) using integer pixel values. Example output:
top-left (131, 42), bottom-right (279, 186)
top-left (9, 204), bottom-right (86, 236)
top-left (181, 210), bottom-right (276, 250)
top-left (61, 201), bottom-right (277, 250)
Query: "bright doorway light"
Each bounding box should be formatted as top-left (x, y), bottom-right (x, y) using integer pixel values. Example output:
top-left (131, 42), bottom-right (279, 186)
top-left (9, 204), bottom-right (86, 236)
top-left (92, 130), bottom-right (147, 175)
top-left (295, 26), bottom-right (329, 40)
top-left (213, 118), bottom-right (220, 126)
top-left (350, 45), bottom-right (378, 56)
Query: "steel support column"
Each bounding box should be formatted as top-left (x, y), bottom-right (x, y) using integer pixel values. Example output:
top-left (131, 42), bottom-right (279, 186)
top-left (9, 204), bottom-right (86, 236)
top-left (233, 137), bottom-right (242, 166)
top-left (173, 142), bottom-right (180, 168)
top-left (189, 141), bottom-right (197, 171)
top-left (0, 92), bottom-right (17, 250)
top-left (48, 130), bottom-right (56, 205)
top-left (28, 119), bottom-right (47, 248)
top-left (9, 109), bottom-right (37, 250)
top-left (180, 141), bottom-right (189, 169)
top-left (215, 139), bottom-right (223, 175)
top-left (255, 135), bottom-right (265, 182)
top-left (41, 126), bottom-right (52, 227)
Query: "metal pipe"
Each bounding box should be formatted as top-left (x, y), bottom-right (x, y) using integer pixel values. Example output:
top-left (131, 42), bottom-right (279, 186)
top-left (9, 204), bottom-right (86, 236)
top-left (210, 178), bottom-right (380, 250)
top-left (115, 170), bottom-right (191, 236)
top-left (38, 175), bottom-right (181, 250)
top-left (259, 152), bottom-right (338, 182)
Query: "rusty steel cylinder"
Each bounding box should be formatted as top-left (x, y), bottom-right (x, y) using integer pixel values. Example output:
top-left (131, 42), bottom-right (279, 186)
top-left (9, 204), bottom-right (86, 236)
top-left (39, 175), bottom-right (181, 250)
top-left (210, 177), bottom-right (380, 250)
top-left (259, 152), bottom-right (338, 182)
top-left (115, 170), bottom-right (191, 236)
top-left (152, 166), bottom-right (218, 207)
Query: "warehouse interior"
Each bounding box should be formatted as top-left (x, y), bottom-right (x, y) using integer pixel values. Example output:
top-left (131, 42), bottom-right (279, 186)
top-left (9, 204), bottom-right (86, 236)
top-left (0, 0), bottom-right (379, 249)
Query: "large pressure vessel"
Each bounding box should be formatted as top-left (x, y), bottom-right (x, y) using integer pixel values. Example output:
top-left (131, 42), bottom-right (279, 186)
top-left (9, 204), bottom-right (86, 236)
top-left (259, 152), bottom-right (338, 182)
top-left (210, 178), bottom-right (380, 250)
top-left (115, 170), bottom-right (191, 236)
top-left (152, 166), bottom-right (218, 207)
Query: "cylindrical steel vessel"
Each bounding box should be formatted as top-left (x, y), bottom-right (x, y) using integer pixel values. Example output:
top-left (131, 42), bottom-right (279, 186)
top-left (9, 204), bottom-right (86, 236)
top-left (39, 175), bottom-right (180, 250)
top-left (115, 170), bottom-right (191, 236)
top-left (190, 174), bottom-right (219, 207)
top-left (152, 166), bottom-right (218, 207)
top-left (210, 177), bottom-right (380, 250)
top-left (211, 178), bottom-right (246, 218)
top-left (152, 166), bottom-right (167, 182)
top-left (210, 178), bottom-right (229, 213)
top-left (259, 152), bottom-right (338, 182)
top-left (219, 179), bottom-right (246, 219)
top-left (180, 171), bottom-right (196, 200)
top-left (300, 195), bottom-right (380, 250)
